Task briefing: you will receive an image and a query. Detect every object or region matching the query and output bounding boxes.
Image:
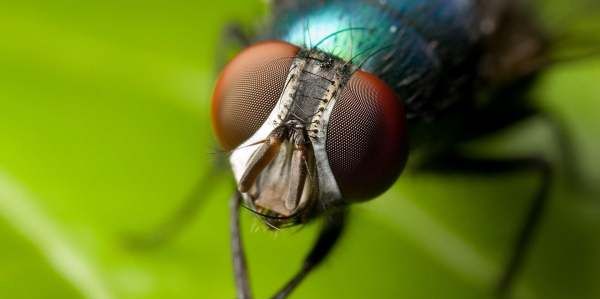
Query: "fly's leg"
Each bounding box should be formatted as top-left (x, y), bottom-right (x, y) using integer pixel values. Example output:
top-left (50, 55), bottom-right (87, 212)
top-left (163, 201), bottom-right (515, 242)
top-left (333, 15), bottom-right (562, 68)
top-left (497, 159), bottom-right (551, 298)
top-left (216, 22), bottom-right (252, 70)
top-left (127, 151), bottom-right (228, 249)
top-left (127, 22), bottom-right (249, 249)
top-left (271, 209), bottom-right (347, 299)
top-left (230, 192), bottom-right (347, 299)
top-left (223, 23), bottom-right (251, 46)
top-left (460, 103), bottom-right (581, 189)
top-left (418, 152), bottom-right (552, 298)
top-left (231, 192), bottom-right (252, 299)
top-left (542, 114), bottom-right (583, 188)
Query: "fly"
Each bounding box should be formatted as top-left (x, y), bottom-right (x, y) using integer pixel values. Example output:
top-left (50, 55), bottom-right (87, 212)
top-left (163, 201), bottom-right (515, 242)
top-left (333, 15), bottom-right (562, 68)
top-left (134, 0), bottom-right (594, 298)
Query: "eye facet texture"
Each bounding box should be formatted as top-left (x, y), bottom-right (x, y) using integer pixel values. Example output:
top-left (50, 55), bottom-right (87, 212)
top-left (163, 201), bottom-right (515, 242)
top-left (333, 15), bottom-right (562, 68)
top-left (212, 41), bottom-right (299, 150)
top-left (213, 42), bottom-right (407, 201)
top-left (326, 70), bottom-right (408, 201)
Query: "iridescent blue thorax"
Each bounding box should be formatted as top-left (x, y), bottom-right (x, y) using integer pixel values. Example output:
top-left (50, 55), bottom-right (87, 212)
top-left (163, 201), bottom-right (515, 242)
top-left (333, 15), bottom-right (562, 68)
top-left (265, 0), bottom-right (482, 119)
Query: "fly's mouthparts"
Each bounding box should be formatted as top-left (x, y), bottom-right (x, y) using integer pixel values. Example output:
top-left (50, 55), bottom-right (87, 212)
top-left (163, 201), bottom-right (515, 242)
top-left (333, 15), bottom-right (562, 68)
top-left (238, 126), bottom-right (288, 192)
top-left (237, 123), bottom-right (316, 219)
top-left (285, 128), bottom-right (311, 211)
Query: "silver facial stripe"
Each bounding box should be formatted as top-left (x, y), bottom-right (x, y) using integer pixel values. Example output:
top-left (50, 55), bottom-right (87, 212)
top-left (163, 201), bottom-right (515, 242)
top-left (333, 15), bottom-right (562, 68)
top-left (229, 49), bottom-right (352, 214)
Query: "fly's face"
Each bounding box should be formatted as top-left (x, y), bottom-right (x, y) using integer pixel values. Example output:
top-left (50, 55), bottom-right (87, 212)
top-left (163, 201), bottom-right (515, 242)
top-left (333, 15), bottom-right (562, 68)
top-left (212, 40), bottom-right (409, 228)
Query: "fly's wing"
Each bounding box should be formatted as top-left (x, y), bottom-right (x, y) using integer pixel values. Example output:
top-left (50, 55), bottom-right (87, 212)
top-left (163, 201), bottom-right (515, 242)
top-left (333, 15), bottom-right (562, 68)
top-left (475, 0), bottom-right (550, 86)
top-left (476, 0), bottom-right (600, 86)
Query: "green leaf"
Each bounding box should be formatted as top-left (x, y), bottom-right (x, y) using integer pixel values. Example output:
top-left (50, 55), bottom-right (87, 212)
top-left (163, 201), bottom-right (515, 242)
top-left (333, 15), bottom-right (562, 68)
top-left (0, 1), bottom-right (599, 299)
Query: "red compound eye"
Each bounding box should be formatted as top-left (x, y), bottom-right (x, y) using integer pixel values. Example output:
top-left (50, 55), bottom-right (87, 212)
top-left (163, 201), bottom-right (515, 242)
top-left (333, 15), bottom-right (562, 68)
top-left (326, 70), bottom-right (408, 201)
top-left (212, 40), bottom-right (300, 150)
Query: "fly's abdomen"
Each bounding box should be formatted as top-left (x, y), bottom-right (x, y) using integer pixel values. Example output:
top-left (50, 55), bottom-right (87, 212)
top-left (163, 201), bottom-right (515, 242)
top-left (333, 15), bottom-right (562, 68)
top-left (267, 0), bottom-right (481, 118)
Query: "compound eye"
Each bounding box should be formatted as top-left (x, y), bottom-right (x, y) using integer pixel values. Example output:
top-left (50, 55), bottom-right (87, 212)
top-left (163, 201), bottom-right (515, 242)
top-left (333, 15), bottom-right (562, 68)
top-left (212, 40), bottom-right (300, 150)
top-left (326, 70), bottom-right (408, 201)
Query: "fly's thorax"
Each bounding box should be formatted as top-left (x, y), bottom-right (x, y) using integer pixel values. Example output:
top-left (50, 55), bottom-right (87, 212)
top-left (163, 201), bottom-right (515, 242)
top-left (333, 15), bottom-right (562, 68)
top-left (269, 0), bottom-right (482, 120)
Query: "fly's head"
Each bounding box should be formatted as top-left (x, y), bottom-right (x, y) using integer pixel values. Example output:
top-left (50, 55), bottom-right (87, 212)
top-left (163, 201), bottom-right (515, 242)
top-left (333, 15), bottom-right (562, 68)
top-left (212, 40), bottom-right (409, 228)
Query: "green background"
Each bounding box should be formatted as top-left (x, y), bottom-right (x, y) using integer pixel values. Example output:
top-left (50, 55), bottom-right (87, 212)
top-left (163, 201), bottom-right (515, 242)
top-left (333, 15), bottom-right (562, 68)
top-left (0, 1), bottom-right (599, 298)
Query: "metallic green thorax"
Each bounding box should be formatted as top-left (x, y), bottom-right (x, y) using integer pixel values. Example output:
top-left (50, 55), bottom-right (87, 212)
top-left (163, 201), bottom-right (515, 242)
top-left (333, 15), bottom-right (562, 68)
top-left (265, 0), bottom-right (481, 120)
